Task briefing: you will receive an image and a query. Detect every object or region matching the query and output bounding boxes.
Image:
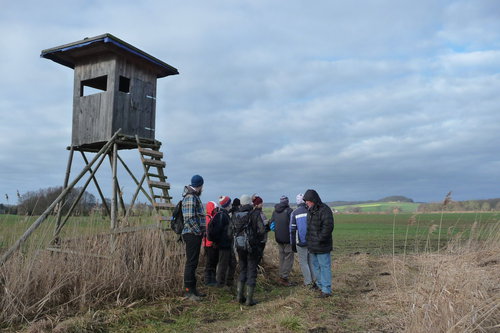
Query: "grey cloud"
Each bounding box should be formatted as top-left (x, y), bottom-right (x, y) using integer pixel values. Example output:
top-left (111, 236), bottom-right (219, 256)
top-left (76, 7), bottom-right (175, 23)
top-left (1, 1), bottom-right (500, 205)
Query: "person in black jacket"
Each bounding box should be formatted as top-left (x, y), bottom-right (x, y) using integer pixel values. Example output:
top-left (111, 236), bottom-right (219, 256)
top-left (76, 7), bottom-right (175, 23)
top-left (303, 189), bottom-right (334, 298)
top-left (233, 194), bottom-right (266, 306)
top-left (214, 195), bottom-right (236, 288)
top-left (270, 195), bottom-right (294, 286)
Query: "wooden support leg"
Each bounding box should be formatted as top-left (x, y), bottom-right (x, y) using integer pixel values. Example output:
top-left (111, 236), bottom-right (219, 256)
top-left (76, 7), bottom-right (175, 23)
top-left (54, 146), bottom-right (75, 238)
top-left (108, 153), bottom-right (126, 217)
top-left (111, 143), bottom-right (118, 230)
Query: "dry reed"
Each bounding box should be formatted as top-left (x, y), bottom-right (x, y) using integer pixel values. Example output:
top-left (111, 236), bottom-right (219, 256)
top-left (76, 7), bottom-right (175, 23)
top-left (0, 218), bottom-right (185, 326)
top-left (394, 221), bottom-right (500, 332)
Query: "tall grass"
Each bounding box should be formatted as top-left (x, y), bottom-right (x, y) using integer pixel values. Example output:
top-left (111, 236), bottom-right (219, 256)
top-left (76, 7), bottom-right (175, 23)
top-left (393, 221), bottom-right (500, 332)
top-left (0, 214), bottom-right (185, 327)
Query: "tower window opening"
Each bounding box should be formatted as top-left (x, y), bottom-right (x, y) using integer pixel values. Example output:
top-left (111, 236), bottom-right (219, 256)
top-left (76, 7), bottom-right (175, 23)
top-left (81, 75), bottom-right (108, 96)
top-left (119, 76), bottom-right (131, 93)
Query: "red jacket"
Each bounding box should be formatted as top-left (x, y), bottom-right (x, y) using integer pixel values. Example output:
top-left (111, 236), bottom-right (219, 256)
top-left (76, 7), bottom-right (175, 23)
top-left (202, 201), bottom-right (218, 247)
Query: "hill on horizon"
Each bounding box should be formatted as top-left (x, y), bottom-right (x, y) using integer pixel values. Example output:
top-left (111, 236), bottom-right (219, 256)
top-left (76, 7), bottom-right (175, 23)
top-left (261, 195), bottom-right (415, 208)
top-left (326, 195), bottom-right (415, 207)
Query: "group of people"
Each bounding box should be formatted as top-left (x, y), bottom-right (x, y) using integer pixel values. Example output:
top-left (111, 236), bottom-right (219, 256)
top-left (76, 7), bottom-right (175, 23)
top-left (178, 174), bottom-right (335, 305)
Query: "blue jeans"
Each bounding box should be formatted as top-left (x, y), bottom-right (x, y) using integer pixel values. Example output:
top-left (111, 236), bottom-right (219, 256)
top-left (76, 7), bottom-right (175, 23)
top-left (310, 252), bottom-right (332, 294)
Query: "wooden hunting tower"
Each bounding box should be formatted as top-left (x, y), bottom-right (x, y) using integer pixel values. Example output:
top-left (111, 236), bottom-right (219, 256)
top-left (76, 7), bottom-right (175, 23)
top-left (0, 34), bottom-right (180, 266)
top-left (41, 33), bottom-right (178, 150)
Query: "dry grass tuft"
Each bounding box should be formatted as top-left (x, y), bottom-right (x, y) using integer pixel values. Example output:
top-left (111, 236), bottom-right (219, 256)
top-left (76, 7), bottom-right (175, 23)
top-left (387, 222), bottom-right (500, 332)
top-left (0, 228), bottom-right (184, 326)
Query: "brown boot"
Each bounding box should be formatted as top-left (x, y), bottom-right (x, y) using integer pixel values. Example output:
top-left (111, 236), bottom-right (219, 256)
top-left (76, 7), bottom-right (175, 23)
top-left (278, 277), bottom-right (291, 286)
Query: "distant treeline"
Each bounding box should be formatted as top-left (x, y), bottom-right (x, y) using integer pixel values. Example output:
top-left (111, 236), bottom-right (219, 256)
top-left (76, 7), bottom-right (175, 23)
top-left (1, 187), bottom-right (98, 216)
top-left (417, 198), bottom-right (500, 212)
top-left (1, 187), bottom-right (157, 216)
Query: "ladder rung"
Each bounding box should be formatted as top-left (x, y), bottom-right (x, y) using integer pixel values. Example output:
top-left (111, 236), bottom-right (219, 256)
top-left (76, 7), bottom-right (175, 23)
top-left (147, 172), bottom-right (166, 179)
top-left (154, 202), bottom-right (174, 209)
top-left (154, 194), bottom-right (172, 200)
top-left (148, 180), bottom-right (170, 190)
top-left (143, 159), bottom-right (166, 168)
top-left (139, 148), bottom-right (163, 159)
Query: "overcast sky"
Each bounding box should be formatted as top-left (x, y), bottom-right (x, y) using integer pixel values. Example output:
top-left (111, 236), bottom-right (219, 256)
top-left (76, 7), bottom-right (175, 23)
top-left (1, 0), bottom-right (499, 206)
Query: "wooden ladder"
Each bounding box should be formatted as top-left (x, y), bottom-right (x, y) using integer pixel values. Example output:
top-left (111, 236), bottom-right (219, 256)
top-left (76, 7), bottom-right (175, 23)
top-left (135, 136), bottom-right (173, 225)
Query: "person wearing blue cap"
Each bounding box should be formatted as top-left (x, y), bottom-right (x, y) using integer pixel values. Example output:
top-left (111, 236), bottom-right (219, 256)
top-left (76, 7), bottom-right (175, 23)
top-left (181, 174), bottom-right (206, 301)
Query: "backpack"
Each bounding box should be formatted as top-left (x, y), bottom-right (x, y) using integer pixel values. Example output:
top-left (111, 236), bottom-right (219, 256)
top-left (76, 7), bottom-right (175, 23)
top-left (170, 200), bottom-right (184, 235)
top-left (233, 211), bottom-right (258, 253)
top-left (207, 209), bottom-right (225, 243)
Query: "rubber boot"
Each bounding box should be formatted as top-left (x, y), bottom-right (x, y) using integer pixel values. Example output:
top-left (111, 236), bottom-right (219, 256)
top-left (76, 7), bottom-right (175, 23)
top-left (245, 285), bottom-right (257, 306)
top-left (210, 272), bottom-right (218, 286)
top-left (184, 288), bottom-right (201, 301)
top-left (236, 281), bottom-right (246, 304)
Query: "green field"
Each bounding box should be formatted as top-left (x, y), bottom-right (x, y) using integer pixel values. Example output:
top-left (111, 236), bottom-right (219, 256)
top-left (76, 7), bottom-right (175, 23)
top-left (2, 211), bottom-right (499, 256)
top-left (262, 209), bottom-right (499, 255)
top-left (335, 212), bottom-right (499, 254)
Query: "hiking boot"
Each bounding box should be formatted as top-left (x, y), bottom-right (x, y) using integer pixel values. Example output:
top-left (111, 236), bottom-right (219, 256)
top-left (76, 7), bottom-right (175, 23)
top-left (278, 277), bottom-right (292, 287)
top-left (205, 274), bottom-right (217, 287)
top-left (185, 287), bottom-right (207, 297)
top-left (308, 283), bottom-right (320, 291)
top-left (236, 281), bottom-right (246, 304)
top-left (245, 285), bottom-right (257, 306)
top-left (184, 288), bottom-right (202, 301)
top-left (317, 292), bottom-right (331, 298)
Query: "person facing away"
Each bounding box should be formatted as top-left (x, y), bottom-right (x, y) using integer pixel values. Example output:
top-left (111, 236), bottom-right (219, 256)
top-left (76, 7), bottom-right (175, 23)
top-left (251, 195), bottom-right (267, 264)
top-left (270, 195), bottom-right (294, 286)
top-left (229, 197), bottom-right (240, 218)
top-left (233, 194), bottom-right (266, 306)
top-left (181, 174), bottom-right (206, 301)
top-left (213, 195), bottom-right (236, 288)
top-left (290, 193), bottom-right (316, 287)
top-left (202, 201), bottom-right (219, 287)
top-left (303, 189), bottom-right (334, 298)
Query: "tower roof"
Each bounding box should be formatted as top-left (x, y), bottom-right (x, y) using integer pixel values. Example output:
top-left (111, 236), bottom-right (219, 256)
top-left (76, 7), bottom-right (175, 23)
top-left (41, 33), bottom-right (178, 78)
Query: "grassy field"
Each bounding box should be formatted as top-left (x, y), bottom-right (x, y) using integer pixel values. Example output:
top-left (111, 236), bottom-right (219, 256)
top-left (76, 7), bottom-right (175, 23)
top-left (1, 211), bottom-right (499, 332)
top-left (2, 210), bottom-right (499, 256)
top-left (261, 209), bottom-right (500, 254)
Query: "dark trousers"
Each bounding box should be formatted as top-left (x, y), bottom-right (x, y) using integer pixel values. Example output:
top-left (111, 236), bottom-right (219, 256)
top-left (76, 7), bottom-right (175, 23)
top-left (204, 246), bottom-right (219, 283)
top-left (217, 248), bottom-right (236, 286)
top-left (237, 249), bottom-right (259, 287)
top-left (182, 233), bottom-right (202, 289)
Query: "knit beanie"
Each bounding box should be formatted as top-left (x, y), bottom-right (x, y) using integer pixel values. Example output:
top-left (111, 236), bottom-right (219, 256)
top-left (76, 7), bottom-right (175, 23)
top-left (296, 193), bottom-right (304, 205)
top-left (190, 174), bottom-right (204, 187)
top-left (240, 194), bottom-right (252, 205)
top-left (252, 196), bottom-right (263, 206)
top-left (218, 195), bottom-right (231, 209)
top-left (280, 195), bottom-right (289, 205)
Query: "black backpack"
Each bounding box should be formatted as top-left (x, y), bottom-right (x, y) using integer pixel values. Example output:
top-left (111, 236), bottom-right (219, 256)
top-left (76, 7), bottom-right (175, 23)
top-left (207, 209), bottom-right (225, 243)
top-left (233, 211), bottom-right (258, 253)
top-left (170, 200), bottom-right (184, 235)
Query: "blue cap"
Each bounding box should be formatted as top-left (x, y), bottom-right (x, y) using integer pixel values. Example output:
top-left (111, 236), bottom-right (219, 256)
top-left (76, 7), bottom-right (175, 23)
top-left (190, 174), bottom-right (204, 187)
